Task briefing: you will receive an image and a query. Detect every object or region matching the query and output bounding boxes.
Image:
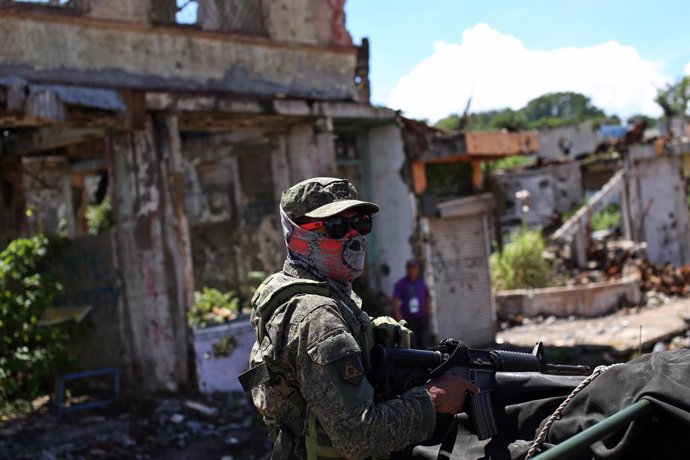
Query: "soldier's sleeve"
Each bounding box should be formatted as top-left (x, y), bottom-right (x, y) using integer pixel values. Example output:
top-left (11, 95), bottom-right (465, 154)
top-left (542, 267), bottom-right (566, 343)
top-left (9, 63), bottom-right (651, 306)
top-left (287, 300), bottom-right (436, 460)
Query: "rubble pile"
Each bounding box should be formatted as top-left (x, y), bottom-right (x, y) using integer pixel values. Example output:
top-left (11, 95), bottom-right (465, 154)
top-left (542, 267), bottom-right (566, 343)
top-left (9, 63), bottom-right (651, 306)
top-left (634, 260), bottom-right (690, 297)
top-left (554, 239), bottom-right (690, 299)
top-left (0, 392), bottom-right (271, 460)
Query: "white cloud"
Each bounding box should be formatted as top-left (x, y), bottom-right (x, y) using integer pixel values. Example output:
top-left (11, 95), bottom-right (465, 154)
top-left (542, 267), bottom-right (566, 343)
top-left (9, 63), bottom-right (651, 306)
top-left (684, 61), bottom-right (690, 76)
top-left (388, 23), bottom-right (669, 123)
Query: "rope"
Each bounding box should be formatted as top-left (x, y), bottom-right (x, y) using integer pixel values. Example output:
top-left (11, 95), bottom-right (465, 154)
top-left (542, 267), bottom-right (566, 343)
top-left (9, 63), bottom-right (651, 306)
top-left (525, 363), bottom-right (624, 459)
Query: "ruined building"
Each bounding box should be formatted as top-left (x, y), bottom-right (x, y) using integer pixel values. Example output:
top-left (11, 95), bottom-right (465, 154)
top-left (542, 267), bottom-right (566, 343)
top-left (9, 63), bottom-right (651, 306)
top-left (1, 0), bottom-right (475, 392)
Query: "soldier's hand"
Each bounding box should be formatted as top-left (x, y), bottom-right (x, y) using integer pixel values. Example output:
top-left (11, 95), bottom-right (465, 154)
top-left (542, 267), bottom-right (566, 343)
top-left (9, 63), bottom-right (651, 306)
top-left (423, 374), bottom-right (479, 414)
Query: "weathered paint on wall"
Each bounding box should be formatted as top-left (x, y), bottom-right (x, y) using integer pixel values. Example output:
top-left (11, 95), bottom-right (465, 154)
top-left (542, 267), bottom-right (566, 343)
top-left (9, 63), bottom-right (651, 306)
top-left (193, 317), bottom-right (255, 393)
top-left (182, 121), bottom-right (337, 293)
top-left (368, 123), bottom-right (415, 298)
top-left (634, 155), bottom-right (690, 265)
top-left (494, 276), bottom-right (641, 318)
top-left (0, 11), bottom-right (357, 100)
top-left (263, 0), bottom-right (352, 46)
top-left (536, 121), bottom-right (598, 161)
top-left (425, 194), bottom-right (496, 347)
top-left (287, 120), bottom-right (338, 183)
top-left (21, 155), bottom-right (76, 237)
top-left (109, 116), bottom-right (192, 393)
top-left (492, 162), bottom-right (582, 227)
top-left (52, 233), bottom-right (124, 370)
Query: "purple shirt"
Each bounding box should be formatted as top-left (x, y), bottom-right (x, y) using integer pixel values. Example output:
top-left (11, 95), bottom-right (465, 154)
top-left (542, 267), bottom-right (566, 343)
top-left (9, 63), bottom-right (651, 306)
top-left (392, 276), bottom-right (429, 319)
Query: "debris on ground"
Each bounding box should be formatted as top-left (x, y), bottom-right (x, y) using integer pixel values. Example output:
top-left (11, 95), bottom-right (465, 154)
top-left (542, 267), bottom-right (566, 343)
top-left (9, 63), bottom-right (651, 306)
top-left (497, 297), bottom-right (690, 356)
top-left (0, 392), bottom-right (272, 460)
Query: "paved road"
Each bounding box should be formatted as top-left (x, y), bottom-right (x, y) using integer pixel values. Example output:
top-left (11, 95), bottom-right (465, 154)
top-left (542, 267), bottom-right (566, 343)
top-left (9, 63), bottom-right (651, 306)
top-left (496, 297), bottom-right (690, 353)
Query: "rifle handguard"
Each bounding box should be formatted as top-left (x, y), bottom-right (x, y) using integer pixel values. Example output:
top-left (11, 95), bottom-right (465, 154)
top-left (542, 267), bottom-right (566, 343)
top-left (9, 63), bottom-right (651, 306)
top-left (490, 350), bottom-right (543, 372)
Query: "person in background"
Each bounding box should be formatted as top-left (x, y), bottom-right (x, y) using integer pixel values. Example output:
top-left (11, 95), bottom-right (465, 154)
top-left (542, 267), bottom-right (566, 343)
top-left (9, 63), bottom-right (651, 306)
top-left (392, 259), bottom-right (432, 349)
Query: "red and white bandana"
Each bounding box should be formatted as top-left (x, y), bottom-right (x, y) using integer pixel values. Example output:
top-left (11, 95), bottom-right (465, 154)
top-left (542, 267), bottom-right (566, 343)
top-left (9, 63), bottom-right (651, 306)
top-left (280, 208), bottom-right (366, 284)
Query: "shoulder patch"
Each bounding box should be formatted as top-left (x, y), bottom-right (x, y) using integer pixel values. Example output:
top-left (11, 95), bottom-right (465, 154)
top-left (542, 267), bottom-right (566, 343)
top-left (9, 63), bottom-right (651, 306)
top-left (341, 358), bottom-right (364, 385)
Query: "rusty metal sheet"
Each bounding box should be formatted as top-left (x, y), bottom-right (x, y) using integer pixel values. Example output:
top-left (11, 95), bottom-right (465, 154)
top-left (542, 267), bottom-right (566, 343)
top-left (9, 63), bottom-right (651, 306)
top-left (465, 131), bottom-right (538, 156)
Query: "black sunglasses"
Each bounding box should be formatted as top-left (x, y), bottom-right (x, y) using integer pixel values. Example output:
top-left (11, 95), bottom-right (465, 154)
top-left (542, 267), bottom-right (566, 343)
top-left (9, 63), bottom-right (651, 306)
top-left (300, 214), bottom-right (373, 239)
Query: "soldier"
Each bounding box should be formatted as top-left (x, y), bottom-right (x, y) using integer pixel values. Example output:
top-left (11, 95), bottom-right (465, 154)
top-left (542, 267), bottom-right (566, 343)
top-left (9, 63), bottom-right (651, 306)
top-left (240, 177), bottom-right (477, 459)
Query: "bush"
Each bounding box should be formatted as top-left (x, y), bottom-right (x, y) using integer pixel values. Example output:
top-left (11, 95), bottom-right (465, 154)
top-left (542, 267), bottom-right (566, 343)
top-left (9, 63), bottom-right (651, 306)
top-left (591, 203), bottom-right (621, 231)
top-left (188, 273), bottom-right (267, 329)
top-left (0, 235), bottom-right (71, 406)
top-left (85, 196), bottom-right (115, 235)
top-left (188, 287), bottom-right (240, 329)
top-left (490, 228), bottom-right (553, 290)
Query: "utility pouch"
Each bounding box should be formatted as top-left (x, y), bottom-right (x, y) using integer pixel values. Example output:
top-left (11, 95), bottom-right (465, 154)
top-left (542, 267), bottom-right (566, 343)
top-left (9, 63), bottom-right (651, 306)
top-left (372, 316), bottom-right (411, 349)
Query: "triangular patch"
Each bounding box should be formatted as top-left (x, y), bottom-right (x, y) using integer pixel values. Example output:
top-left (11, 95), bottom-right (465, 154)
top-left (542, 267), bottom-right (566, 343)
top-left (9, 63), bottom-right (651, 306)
top-left (344, 361), bottom-right (363, 380)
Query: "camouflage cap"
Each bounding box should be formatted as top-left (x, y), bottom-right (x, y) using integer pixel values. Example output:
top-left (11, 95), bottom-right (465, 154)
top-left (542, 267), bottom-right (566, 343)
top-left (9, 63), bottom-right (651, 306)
top-left (280, 177), bottom-right (380, 220)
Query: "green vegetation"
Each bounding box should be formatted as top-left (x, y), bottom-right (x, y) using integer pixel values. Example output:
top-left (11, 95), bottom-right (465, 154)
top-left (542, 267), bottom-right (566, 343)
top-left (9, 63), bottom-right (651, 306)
top-left (591, 203), bottom-right (621, 231)
top-left (655, 75), bottom-right (690, 132)
top-left (435, 91), bottom-right (614, 133)
top-left (188, 271), bottom-right (266, 329)
top-left (188, 287), bottom-right (240, 329)
top-left (0, 236), bottom-right (72, 409)
top-left (85, 196), bottom-right (115, 235)
top-left (482, 154), bottom-right (537, 173)
top-left (424, 162), bottom-right (474, 198)
top-left (490, 227), bottom-right (553, 290)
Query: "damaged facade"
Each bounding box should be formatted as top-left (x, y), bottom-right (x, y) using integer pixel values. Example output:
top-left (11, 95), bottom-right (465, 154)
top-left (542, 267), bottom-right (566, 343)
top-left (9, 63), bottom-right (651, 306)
top-left (0, 0), bottom-right (428, 392)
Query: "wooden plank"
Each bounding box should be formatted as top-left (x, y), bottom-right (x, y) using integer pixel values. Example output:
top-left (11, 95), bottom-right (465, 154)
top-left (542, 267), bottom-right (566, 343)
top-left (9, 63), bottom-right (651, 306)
top-left (2, 127), bottom-right (103, 156)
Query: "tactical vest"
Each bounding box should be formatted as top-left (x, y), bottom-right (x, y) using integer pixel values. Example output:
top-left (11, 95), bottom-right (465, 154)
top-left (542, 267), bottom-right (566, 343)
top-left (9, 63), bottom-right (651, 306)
top-left (239, 272), bottom-right (410, 460)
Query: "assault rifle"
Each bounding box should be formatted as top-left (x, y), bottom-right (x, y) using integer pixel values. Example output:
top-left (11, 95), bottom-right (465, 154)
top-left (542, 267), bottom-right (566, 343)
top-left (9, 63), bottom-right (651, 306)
top-left (369, 338), bottom-right (592, 440)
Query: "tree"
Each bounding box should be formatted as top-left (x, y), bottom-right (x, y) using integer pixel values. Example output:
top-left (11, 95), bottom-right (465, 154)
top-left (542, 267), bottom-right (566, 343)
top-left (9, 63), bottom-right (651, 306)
top-left (489, 109), bottom-right (528, 132)
top-left (522, 92), bottom-right (606, 127)
top-left (434, 115), bottom-right (462, 132)
top-left (655, 76), bottom-right (690, 132)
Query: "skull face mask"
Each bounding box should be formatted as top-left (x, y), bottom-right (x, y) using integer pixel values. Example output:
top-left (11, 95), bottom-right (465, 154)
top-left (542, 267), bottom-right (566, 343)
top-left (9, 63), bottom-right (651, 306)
top-left (280, 208), bottom-right (366, 283)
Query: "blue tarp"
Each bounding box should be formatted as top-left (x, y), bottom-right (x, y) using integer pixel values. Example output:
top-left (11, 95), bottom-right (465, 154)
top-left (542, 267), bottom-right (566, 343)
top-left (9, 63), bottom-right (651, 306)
top-left (599, 124), bottom-right (628, 141)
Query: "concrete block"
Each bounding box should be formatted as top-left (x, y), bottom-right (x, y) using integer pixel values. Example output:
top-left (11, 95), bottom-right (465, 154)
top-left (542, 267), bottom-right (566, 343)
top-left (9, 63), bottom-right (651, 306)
top-left (495, 276), bottom-right (642, 318)
top-left (193, 317), bottom-right (255, 393)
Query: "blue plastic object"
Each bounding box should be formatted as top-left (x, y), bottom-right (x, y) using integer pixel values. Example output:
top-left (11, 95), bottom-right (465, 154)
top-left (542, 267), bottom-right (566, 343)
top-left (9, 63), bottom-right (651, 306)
top-left (56, 367), bottom-right (120, 418)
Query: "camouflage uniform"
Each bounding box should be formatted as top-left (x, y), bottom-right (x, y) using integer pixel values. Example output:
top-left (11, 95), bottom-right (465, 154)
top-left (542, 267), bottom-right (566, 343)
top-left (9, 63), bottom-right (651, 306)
top-left (249, 261), bottom-right (436, 459)
top-left (245, 178), bottom-right (436, 459)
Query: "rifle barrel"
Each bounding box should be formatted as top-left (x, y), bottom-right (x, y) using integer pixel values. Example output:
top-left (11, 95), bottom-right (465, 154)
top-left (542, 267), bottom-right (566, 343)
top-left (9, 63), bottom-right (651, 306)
top-left (544, 363), bottom-right (592, 375)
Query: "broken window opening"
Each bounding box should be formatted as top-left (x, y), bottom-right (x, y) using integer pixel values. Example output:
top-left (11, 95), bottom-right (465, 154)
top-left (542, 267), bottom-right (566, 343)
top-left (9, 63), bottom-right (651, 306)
top-left (83, 171), bottom-right (114, 236)
top-left (335, 133), bottom-right (360, 161)
top-left (175, 0), bottom-right (198, 24)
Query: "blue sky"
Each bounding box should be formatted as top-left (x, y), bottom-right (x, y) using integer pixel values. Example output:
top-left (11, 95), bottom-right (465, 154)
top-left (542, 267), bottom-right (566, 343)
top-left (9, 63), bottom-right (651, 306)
top-left (345, 0), bottom-right (690, 121)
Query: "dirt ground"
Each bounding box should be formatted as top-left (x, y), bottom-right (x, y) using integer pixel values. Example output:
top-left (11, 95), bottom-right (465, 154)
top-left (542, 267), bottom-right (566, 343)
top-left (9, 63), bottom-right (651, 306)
top-left (3, 296), bottom-right (689, 460)
top-left (496, 296), bottom-right (690, 355)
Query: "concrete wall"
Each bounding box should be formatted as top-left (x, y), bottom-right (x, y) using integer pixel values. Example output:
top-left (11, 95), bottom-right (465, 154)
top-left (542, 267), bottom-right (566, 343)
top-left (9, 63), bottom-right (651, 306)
top-left (21, 156), bottom-right (76, 237)
top-left (494, 277), bottom-right (641, 318)
top-left (634, 155), bottom-right (690, 265)
top-left (368, 123), bottom-right (416, 298)
top-left (263, 0), bottom-right (352, 46)
top-left (492, 162), bottom-right (583, 227)
top-left (51, 233), bottom-right (124, 370)
top-left (181, 120), bottom-right (338, 293)
top-left (0, 10), bottom-right (357, 100)
top-left (537, 121), bottom-right (598, 161)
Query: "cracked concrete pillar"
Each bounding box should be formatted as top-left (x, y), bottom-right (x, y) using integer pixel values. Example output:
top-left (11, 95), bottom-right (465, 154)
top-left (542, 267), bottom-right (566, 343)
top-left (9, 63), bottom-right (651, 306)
top-left (108, 114), bottom-right (193, 393)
